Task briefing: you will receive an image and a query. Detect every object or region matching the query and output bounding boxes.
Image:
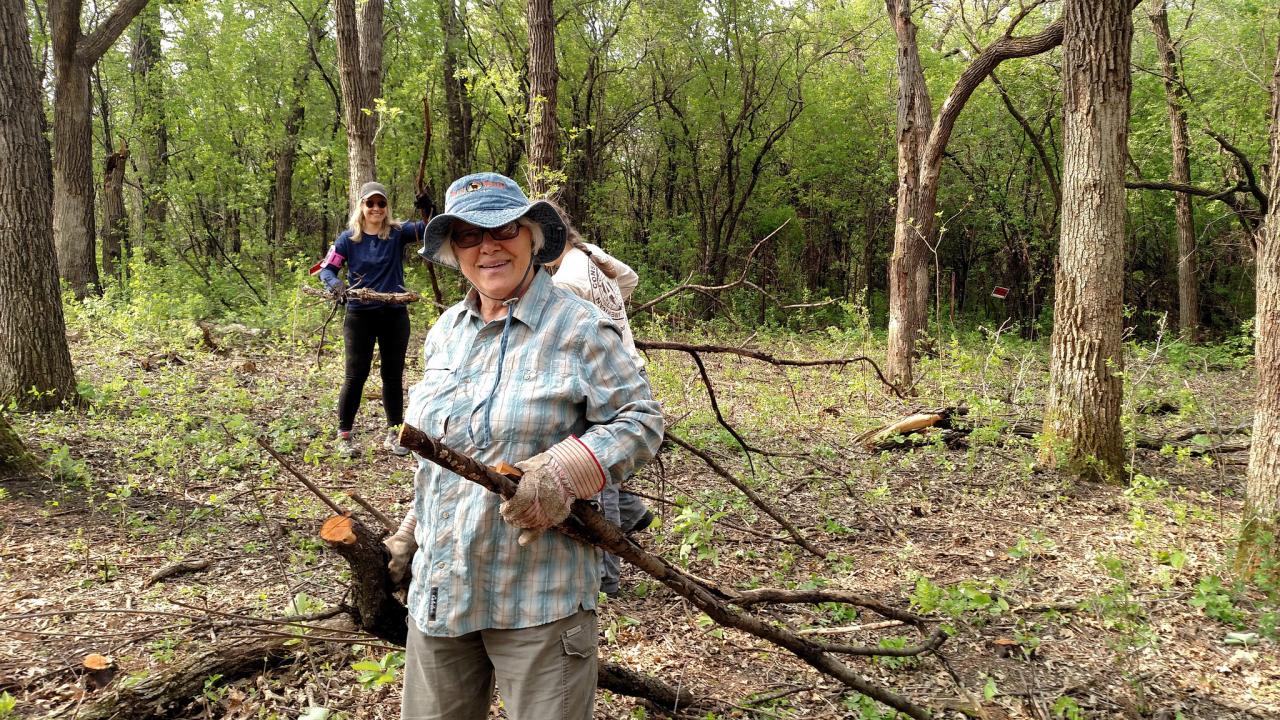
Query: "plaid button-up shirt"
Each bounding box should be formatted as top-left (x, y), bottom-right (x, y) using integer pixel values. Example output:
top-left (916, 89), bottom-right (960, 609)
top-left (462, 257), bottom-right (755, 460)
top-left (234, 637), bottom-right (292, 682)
top-left (404, 269), bottom-right (663, 636)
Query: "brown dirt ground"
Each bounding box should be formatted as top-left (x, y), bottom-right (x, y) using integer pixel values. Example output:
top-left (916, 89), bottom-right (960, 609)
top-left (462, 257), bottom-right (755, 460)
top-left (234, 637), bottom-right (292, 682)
top-left (1, 325), bottom-right (1276, 719)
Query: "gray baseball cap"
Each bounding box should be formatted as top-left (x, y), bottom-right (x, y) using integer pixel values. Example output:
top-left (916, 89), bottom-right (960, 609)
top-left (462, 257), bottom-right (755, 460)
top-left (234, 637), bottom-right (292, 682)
top-left (357, 181), bottom-right (389, 204)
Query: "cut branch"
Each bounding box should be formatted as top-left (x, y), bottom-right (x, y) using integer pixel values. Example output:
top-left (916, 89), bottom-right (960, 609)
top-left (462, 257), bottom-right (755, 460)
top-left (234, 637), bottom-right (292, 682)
top-left (399, 424), bottom-right (940, 720)
top-left (301, 286), bottom-right (421, 305)
top-left (634, 339), bottom-right (905, 399)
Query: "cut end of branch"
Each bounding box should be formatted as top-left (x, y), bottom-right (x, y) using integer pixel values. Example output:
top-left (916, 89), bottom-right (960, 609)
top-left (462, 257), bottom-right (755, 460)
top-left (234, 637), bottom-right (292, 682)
top-left (83, 653), bottom-right (112, 671)
top-left (321, 513), bottom-right (357, 545)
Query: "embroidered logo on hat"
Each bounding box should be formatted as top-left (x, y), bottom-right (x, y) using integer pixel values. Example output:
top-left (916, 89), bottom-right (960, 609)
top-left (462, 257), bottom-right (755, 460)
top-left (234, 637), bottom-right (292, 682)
top-left (450, 178), bottom-right (514, 199)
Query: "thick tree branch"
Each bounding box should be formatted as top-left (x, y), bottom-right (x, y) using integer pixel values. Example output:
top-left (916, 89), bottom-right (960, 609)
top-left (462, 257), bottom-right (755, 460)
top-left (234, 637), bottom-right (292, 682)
top-left (922, 16), bottom-right (1063, 176)
top-left (1206, 128), bottom-right (1269, 212)
top-left (77, 0), bottom-right (149, 63)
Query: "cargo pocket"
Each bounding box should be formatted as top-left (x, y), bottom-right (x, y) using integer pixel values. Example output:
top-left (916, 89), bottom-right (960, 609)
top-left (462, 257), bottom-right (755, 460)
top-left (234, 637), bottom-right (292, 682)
top-left (561, 621), bottom-right (594, 659)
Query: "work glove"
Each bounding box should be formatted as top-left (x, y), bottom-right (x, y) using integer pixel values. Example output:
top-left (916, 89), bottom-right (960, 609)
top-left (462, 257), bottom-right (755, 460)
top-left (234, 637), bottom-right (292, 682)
top-left (413, 192), bottom-right (436, 218)
top-left (500, 437), bottom-right (606, 546)
top-left (383, 525), bottom-right (417, 586)
top-left (325, 279), bottom-right (347, 304)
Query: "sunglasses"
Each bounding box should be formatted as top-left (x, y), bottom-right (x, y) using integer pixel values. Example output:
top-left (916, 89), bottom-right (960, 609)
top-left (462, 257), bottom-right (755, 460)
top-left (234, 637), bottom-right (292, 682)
top-left (451, 221), bottom-right (522, 249)
top-left (365, 199), bottom-right (387, 209)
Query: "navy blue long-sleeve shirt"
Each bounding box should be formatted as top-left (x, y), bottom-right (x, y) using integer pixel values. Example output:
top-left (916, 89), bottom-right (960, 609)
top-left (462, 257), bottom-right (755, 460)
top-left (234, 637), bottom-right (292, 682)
top-left (313, 221), bottom-right (426, 309)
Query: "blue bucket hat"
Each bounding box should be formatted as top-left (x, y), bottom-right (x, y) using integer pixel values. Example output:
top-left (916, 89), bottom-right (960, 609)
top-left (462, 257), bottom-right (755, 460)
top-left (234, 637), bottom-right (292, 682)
top-left (420, 172), bottom-right (565, 267)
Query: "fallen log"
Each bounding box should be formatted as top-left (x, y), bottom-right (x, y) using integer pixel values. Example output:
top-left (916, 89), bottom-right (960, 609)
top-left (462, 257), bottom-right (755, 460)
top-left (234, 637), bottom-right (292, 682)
top-left (857, 407), bottom-right (968, 450)
top-left (864, 410), bottom-right (1252, 456)
top-left (142, 559), bottom-right (210, 589)
top-left (60, 618), bottom-right (353, 720)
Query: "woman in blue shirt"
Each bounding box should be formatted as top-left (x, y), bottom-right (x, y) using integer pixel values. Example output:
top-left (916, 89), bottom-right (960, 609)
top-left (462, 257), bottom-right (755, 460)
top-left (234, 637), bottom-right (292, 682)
top-left (312, 182), bottom-right (424, 457)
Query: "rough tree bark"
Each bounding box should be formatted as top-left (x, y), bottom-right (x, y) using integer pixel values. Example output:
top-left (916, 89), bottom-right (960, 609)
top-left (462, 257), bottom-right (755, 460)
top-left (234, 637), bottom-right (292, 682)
top-left (49, 0), bottom-right (150, 298)
top-left (0, 413), bottom-right (35, 475)
top-left (130, 2), bottom-right (165, 257)
top-left (526, 0), bottom-right (558, 196)
top-left (0, 0), bottom-right (78, 409)
top-left (100, 141), bottom-right (128, 282)
top-left (440, 0), bottom-right (473, 181)
top-left (1040, 0), bottom-right (1132, 483)
top-left (883, 1), bottom-right (1064, 388)
top-left (333, 0), bottom-right (383, 201)
top-left (1149, 0), bottom-right (1199, 340)
top-left (1240, 36), bottom-right (1280, 572)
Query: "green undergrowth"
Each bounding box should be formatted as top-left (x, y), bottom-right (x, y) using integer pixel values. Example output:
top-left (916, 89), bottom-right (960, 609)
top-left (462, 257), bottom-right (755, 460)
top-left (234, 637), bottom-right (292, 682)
top-left (4, 299), bottom-right (1270, 719)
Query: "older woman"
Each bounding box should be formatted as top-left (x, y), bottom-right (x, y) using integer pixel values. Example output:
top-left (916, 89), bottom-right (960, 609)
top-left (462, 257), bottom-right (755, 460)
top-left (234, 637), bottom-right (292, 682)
top-left (393, 172), bottom-right (663, 720)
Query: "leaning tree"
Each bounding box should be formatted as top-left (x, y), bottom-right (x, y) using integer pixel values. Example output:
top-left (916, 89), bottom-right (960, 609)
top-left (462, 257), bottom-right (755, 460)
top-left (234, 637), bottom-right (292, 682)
top-left (883, 0), bottom-right (1064, 389)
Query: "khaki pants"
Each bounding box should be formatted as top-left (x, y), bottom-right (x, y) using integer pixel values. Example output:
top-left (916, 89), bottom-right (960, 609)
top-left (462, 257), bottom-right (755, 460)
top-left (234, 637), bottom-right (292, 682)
top-left (401, 610), bottom-right (598, 720)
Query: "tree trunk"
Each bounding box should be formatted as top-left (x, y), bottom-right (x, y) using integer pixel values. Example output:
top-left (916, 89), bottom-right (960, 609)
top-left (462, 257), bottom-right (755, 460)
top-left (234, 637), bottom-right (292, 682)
top-left (130, 2), bottom-right (166, 257)
top-left (0, 0), bottom-right (78, 409)
top-left (100, 141), bottom-right (128, 283)
top-left (526, 0), bottom-right (558, 196)
top-left (1240, 37), bottom-right (1280, 572)
top-left (333, 0), bottom-right (382, 201)
top-left (270, 71), bottom-right (307, 287)
top-left (49, 0), bottom-right (150, 299)
top-left (226, 207), bottom-right (241, 254)
top-left (50, 46), bottom-right (99, 297)
top-left (440, 0), bottom-right (473, 181)
top-left (1040, 0), bottom-right (1132, 483)
top-left (0, 412), bottom-right (35, 475)
top-left (1149, 0), bottom-right (1199, 340)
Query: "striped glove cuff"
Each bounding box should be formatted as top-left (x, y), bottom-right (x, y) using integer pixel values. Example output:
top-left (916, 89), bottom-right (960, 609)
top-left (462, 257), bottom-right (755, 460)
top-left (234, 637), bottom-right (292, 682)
top-left (544, 435), bottom-right (607, 500)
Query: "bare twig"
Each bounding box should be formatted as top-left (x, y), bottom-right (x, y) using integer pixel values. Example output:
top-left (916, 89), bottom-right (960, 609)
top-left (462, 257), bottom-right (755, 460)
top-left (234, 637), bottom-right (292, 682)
top-left (253, 436), bottom-right (347, 516)
top-left (665, 433), bottom-right (827, 558)
top-left (635, 339), bottom-right (905, 399)
top-left (629, 221), bottom-right (791, 316)
top-left (815, 626), bottom-right (948, 657)
top-left (349, 491), bottom-right (397, 532)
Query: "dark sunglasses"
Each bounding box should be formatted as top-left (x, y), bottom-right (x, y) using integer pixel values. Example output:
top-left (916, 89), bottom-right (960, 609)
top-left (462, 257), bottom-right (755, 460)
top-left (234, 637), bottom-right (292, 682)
top-left (451, 221), bottom-right (521, 249)
top-left (364, 199), bottom-right (387, 209)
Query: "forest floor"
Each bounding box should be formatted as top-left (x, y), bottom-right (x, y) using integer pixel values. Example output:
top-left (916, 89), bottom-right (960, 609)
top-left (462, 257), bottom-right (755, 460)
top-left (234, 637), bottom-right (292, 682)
top-left (1, 313), bottom-right (1278, 720)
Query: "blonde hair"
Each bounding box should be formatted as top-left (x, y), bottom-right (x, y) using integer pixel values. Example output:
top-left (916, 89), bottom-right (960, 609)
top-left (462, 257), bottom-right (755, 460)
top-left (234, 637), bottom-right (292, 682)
top-left (435, 216), bottom-right (544, 268)
top-left (346, 200), bottom-right (401, 242)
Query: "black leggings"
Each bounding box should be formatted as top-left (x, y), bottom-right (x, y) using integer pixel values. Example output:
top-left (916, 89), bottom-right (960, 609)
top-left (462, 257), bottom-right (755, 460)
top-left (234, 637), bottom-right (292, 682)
top-left (338, 306), bottom-right (410, 432)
